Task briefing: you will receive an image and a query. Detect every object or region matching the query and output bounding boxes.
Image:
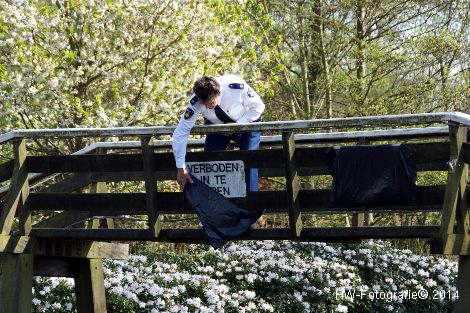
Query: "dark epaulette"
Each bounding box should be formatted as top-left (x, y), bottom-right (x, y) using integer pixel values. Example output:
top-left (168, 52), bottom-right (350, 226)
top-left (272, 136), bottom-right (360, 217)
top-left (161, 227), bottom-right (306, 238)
top-left (190, 95), bottom-right (198, 105)
top-left (228, 83), bottom-right (244, 90)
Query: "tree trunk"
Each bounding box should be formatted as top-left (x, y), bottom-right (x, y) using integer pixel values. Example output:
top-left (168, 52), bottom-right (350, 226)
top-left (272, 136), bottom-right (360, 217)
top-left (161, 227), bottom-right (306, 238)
top-left (298, 5), bottom-right (311, 117)
top-left (301, 39), bottom-right (311, 117)
top-left (315, 0), bottom-right (333, 118)
top-left (355, 0), bottom-right (366, 111)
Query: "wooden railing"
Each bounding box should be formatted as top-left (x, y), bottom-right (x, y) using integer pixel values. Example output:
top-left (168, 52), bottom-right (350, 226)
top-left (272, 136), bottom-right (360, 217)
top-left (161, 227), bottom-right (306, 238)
top-left (0, 113), bottom-right (468, 242)
top-left (0, 111), bottom-right (469, 313)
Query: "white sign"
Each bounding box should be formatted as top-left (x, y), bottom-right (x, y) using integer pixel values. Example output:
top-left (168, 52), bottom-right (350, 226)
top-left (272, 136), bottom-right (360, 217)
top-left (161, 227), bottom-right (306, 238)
top-left (186, 160), bottom-right (246, 198)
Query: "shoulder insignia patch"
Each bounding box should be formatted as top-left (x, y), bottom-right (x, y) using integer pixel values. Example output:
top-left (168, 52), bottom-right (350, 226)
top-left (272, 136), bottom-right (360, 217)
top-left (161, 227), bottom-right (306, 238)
top-left (184, 107), bottom-right (195, 120)
top-left (190, 95), bottom-right (198, 105)
top-left (228, 83), bottom-right (244, 90)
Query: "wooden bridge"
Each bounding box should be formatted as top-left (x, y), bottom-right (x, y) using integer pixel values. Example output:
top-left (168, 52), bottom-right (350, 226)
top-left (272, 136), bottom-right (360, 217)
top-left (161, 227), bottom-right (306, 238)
top-left (0, 112), bottom-right (469, 312)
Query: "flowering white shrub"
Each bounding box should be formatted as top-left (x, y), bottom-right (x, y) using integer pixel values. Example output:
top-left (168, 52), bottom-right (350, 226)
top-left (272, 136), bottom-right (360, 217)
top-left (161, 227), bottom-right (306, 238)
top-left (0, 0), bottom-right (278, 152)
top-left (32, 240), bottom-right (457, 312)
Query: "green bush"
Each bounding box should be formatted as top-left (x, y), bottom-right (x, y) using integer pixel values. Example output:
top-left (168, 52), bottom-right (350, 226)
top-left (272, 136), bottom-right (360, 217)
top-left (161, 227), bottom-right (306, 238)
top-left (32, 241), bottom-right (457, 313)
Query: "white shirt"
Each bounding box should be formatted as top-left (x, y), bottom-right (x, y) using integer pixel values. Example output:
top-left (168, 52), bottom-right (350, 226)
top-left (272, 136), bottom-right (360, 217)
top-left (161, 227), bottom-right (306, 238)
top-left (172, 74), bottom-right (265, 169)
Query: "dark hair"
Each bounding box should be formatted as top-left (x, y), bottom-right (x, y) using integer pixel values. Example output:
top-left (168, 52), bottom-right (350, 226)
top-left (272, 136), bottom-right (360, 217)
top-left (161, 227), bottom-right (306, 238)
top-left (193, 76), bottom-right (220, 103)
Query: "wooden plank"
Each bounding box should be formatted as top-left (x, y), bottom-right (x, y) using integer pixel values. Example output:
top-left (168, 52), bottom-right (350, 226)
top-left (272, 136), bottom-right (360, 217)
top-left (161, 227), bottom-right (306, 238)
top-left (29, 191), bottom-right (272, 213)
top-left (87, 164), bottom-right (445, 181)
top-left (441, 126), bottom-right (468, 235)
top-left (31, 228), bottom-right (154, 240)
top-left (141, 136), bottom-right (162, 236)
top-left (28, 185), bottom-right (445, 214)
top-left (0, 139), bottom-right (29, 235)
top-left (25, 150), bottom-right (280, 173)
top-left (26, 154), bottom-right (144, 173)
top-left (294, 142), bottom-right (449, 171)
top-left (264, 142), bottom-right (448, 176)
top-left (0, 253), bottom-right (33, 313)
top-left (407, 142), bottom-right (450, 170)
top-left (18, 169), bottom-right (31, 236)
top-left (451, 112), bottom-right (470, 126)
top-left (30, 192), bottom-right (148, 212)
top-left (297, 226), bottom-right (439, 239)
top-left (84, 156), bottom-right (447, 181)
top-left (185, 149), bottom-right (281, 168)
top-left (24, 142), bottom-right (449, 176)
top-left (0, 173), bottom-right (66, 198)
top-left (458, 184), bottom-right (470, 234)
top-left (33, 256), bottom-right (79, 277)
top-left (0, 235), bottom-right (30, 254)
top-left (90, 171), bottom-right (144, 182)
top-left (26, 127), bottom-right (451, 152)
top-left (99, 168), bottom-right (291, 181)
top-left (91, 170), bottom-right (179, 182)
top-left (455, 256), bottom-right (470, 313)
top-left (456, 142), bottom-right (470, 237)
top-left (0, 131), bottom-right (15, 144)
top-left (1, 112), bottom-right (467, 144)
top-left (33, 211), bottom-right (90, 229)
top-left (86, 217), bottom-right (101, 229)
top-left (0, 235), bottom-right (128, 259)
top-left (75, 258), bottom-right (107, 313)
top-left (283, 131), bottom-right (302, 237)
top-left (352, 213), bottom-right (365, 227)
top-left (30, 226), bottom-right (440, 242)
top-left (32, 239), bottom-right (129, 259)
top-left (432, 234), bottom-right (470, 255)
top-left (104, 218), bottom-right (114, 229)
top-left (34, 255), bottom-right (127, 277)
top-left (40, 173), bottom-right (93, 193)
top-left (218, 141), bottom-right (446, 173)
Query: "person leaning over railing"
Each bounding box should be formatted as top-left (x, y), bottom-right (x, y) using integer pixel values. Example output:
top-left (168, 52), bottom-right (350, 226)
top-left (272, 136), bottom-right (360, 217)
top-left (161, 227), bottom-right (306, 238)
top-left (172, 74), bottom-right (265, 190)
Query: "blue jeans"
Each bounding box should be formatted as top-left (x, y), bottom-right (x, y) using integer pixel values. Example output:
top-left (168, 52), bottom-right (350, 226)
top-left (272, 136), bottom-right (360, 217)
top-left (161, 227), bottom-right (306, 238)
top-left (204, 122), bottom-right (261, 191)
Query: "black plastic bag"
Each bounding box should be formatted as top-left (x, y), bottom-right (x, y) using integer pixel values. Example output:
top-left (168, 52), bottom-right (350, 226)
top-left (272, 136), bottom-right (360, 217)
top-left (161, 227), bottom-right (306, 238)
top-left (328, 144), bottom-right (417, 207)
top-left (184, 174), bottom-right (263, 248)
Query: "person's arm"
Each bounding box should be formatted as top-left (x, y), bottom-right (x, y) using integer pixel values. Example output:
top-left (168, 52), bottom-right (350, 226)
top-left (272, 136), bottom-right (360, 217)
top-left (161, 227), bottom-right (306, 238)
top-left (172, 98), bottom-right (202, 189)
top-left (236, 81), bottom-right (265, 123)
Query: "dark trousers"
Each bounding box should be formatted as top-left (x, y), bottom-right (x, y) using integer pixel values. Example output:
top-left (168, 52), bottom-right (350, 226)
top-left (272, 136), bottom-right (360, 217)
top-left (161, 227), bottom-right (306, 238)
top-left (204, 122), bottom-right (261, 191)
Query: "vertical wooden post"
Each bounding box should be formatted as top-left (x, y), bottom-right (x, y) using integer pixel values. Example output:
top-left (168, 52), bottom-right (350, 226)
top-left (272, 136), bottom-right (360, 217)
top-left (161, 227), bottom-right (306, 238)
top-left (88, 148), bottom-right (114, 229)
top-left (352, 213), bottom-right (365, 227)
top-left (0, 253), bottom-right (33, 313)
top-left (351, 213), bottom-right (374, 226)
top-left (446, 125), bottom-right (470, 311)
top-left (440, 125), bottom-right (469, 253)
top-left (141, 136), bottom-right (162, 236)
top-left (455, 255), bottom-right (470, 312)
top-left (455, 143), bottom-right (469, 237)
top-left (74, 258), bottom-right (107, 313)
top-left (0, 138), bottom-right (30, 235)
top-left (282, 131), bottom-right (302, 237)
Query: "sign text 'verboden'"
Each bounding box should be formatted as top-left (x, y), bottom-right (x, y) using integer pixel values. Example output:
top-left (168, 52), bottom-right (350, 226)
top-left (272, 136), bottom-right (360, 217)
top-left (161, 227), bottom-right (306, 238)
top-left (186, 160), bottom-right (246, 198)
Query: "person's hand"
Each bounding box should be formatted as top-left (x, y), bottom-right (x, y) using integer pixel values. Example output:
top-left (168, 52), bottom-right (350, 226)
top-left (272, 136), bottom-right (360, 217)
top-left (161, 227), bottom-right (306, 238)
top-left (177, 168), bottom-right (193, 190)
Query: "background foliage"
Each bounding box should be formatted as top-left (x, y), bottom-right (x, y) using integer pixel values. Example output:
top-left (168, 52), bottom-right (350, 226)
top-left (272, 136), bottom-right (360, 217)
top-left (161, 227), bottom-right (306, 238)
top-left (1, 0), bottom-right (468, 137)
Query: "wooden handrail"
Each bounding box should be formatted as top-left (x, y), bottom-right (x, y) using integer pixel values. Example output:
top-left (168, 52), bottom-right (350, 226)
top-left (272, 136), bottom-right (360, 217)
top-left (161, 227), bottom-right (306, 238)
top-left (0, 112), bottom-right (468, 144)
